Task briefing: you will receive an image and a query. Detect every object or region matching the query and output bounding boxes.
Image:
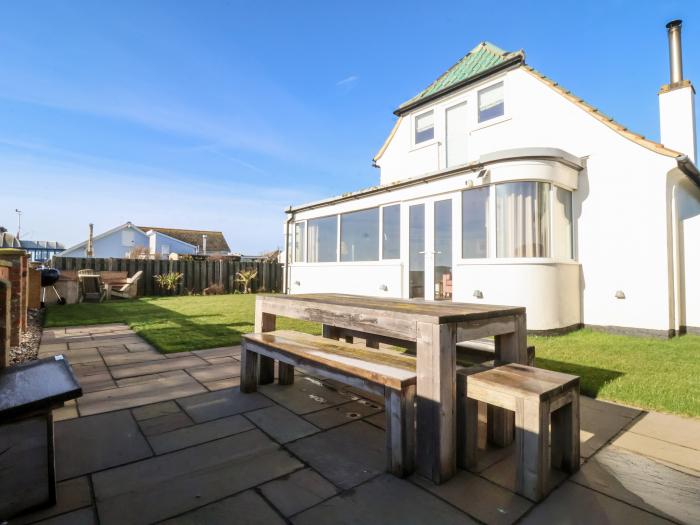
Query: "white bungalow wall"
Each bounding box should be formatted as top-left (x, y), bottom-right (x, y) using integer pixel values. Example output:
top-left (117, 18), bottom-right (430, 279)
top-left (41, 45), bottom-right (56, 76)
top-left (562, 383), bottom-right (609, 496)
top-left (290, 65), bottom-right (700, 334)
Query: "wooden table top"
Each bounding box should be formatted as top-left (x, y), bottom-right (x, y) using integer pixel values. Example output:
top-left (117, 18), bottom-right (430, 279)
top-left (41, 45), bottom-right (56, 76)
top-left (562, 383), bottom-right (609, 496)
top-left (259, 293), bottom-right (524, 324)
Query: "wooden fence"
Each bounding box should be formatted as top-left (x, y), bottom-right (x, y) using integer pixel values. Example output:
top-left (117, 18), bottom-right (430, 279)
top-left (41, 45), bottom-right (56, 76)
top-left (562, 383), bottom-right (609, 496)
top-left (51, 257), bottom-right (284, 297)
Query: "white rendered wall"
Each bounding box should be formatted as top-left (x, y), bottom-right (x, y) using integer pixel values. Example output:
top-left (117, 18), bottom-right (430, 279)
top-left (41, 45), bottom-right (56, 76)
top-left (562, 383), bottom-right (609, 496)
top-left (372, 66), bottom-right (681, 333)
top-left (659, 85), bottom-right (697, 163)
top-left (289, 263), bottom-right (403, 297)
top-left (675, 175), bottom-right (700, 331)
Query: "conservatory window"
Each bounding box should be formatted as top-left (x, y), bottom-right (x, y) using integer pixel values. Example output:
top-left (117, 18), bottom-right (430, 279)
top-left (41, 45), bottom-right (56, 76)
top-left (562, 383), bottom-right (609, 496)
top-left (307, 216), bottom-right (337, 262)
top-left (294, 222), bottom-right (305, 262)
top-left (462, 187), bottom-right (489, 258)
top-left (478, 82), bottom-right (504, 122)
top-left (382, 204), bottom-right (401, 259)
top-left (552, 186), bottom-right (573, 259)
top-left (414, 110), bottom-right (434, 144)
top-left (340, 208), bottom-right (379, 262)
top-left (496, 182), bottom-right (550, 257)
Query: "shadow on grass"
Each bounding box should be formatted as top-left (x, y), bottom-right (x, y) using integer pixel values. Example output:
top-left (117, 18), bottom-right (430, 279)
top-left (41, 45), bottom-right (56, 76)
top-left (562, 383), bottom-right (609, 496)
top-left (536, 356), bottom-right (624, 398)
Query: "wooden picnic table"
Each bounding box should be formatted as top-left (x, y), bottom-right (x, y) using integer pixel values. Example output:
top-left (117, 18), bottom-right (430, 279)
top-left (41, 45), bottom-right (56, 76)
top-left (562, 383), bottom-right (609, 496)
top-left (254, 293), bottom-right (528, 484)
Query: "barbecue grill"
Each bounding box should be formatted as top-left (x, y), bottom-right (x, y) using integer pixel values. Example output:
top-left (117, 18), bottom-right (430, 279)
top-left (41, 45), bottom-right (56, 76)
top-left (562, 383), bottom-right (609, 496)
top-left (39, 267), bottom-right (66, 305)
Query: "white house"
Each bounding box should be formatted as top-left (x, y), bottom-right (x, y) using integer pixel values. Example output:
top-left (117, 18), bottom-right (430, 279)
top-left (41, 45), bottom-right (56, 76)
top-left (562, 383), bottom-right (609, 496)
top-left (285, 21), bottom-right (700, 337)
top-left (59, 222), bottom-right (230, 258)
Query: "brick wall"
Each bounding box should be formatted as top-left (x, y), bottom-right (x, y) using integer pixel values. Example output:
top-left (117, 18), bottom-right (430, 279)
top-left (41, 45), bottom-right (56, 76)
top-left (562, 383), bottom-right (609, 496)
top-left (0, 250), bottom-right (30, 348)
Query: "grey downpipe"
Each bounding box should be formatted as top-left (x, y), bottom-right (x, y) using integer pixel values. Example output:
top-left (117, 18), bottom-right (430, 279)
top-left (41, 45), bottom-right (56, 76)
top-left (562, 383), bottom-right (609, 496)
top-left (284, 208), bottom-right (295, 294)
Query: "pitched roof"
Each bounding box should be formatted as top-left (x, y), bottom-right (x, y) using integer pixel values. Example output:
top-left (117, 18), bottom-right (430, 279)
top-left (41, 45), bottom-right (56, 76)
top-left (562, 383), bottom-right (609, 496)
top-left (395, 42), bottom-right (524, 115)
top-left (0, 232), bottom-right (21, 249)
top-left (139, 227), bottom-right (230, 253)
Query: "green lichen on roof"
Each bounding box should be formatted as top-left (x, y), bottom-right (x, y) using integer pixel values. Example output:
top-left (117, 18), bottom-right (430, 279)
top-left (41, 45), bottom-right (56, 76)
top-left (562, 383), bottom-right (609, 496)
top-left (396, 42), bottom-right (523, 114)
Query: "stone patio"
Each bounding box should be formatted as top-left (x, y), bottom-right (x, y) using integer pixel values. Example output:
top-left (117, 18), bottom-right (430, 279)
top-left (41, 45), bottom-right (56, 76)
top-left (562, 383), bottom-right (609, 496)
top-left (10, 324), bottom-right (700, 524)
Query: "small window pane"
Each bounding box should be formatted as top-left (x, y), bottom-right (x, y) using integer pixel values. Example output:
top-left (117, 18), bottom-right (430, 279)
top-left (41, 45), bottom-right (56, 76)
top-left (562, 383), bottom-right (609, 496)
top-left (307, 216), bottom-right (337, 262)
top-left (294, 222), bottom-right (305, 262)
top-left (553, 187), bottom-right (573, 259)
top-left (382, 205), bottom-right (400, 259)
top-left (462, 187), bottom-right (489, 258)
top-left (496, 182), bottom-right (550, 257)
top-left (478, 82), bottom-right (504, 122)
top-left (340, 208), bottom-right (379, 262)
top-left (415, 110), bottom-right (434, 143)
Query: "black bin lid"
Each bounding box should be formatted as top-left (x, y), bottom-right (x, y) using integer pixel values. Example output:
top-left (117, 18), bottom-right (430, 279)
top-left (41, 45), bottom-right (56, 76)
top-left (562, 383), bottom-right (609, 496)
top-left (0, 355), bottom-right (83, 419)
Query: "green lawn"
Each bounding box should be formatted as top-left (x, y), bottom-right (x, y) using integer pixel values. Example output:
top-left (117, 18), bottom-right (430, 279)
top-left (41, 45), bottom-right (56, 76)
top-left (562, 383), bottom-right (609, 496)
top-left (46, 295), bottom-right (700, 417)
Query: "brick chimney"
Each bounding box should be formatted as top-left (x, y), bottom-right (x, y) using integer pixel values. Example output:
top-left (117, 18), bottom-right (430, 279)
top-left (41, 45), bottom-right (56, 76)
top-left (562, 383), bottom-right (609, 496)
top-left (659, 20), bottom-right (697, 162)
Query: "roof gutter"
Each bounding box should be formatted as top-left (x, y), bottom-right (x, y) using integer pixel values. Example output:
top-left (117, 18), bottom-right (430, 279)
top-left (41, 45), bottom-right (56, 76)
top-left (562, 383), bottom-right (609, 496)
top-left (676, 154), bottom-right (700, 188)
top-left (287, 147), bottom-right (582, 214)
top-left (393, 53), bottom-right (524, 116)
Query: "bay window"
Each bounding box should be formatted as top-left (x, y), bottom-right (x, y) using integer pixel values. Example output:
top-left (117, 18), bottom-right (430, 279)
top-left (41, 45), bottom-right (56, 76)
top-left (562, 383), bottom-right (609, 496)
top-left (496, 182), bottom-right (550, 258)
top-left (307, 216), bottom-right (337, 262)
top-left (294, 222), bottom-right (305, 262)
top-left (382, 205), bottom-right (401, 259)
top-left (462, 187), bottom-right (489, 258)
top-left (552, 186), bottom-right (573, 259)
top-left (340, 208), bottom-right (379, 262)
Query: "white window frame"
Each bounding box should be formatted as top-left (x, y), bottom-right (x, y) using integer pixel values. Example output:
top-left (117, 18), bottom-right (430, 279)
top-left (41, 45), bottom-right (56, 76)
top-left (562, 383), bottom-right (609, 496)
top-left (379, 202), bottom-right (401, 261)
top-left (413, 109), bottom-right (435, 147)
top-left (293, 221), bottom-right (306, 263)
top-left (477, 81), bottom-right (505, 124)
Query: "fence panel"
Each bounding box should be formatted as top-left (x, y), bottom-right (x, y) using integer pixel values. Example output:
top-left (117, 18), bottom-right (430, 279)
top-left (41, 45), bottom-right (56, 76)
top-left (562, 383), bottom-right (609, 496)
top-left (51, 257), bottom-right (283, 297)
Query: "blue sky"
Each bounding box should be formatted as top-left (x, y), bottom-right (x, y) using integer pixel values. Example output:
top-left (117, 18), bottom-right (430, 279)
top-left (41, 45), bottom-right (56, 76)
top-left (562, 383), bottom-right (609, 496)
top-left (1, 1), bottom-right (698, 253)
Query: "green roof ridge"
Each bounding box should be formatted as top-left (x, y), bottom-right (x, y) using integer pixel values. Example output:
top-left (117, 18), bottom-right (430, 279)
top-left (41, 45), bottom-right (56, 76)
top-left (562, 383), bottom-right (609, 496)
top-left (396, 41), bottom-right (523, 114)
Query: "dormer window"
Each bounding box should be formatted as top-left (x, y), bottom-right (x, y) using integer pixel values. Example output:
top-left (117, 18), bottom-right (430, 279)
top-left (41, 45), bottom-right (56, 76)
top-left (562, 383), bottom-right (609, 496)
top-left (414, 110), bottom-right (434, 144)
top-left (478, 82), bottom-right (504, 122)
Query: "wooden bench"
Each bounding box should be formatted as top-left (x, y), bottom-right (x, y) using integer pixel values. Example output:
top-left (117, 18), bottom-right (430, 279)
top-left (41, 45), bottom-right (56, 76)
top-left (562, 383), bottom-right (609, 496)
top-left (241, 330), bottom-right (417, 477)
top-left (457, 363), bottom-right (580, 501)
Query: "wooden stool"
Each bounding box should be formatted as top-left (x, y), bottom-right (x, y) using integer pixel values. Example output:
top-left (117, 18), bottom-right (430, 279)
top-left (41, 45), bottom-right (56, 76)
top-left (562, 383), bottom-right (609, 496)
top-left (457, 363), bottom-right (580, 501)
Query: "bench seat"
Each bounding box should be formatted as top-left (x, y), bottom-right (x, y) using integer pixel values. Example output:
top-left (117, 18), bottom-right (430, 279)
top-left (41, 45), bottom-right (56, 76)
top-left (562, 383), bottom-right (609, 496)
top-left (241, 330), bottom-right (417, 476)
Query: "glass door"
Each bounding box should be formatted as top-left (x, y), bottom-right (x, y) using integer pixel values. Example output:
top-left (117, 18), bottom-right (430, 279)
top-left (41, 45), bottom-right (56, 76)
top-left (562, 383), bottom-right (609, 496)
top-left (407, 197), bottom-right (454, 301)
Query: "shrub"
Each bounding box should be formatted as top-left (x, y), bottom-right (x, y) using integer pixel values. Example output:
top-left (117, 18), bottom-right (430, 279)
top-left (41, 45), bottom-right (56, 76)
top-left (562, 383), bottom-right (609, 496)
top-left (154, 272), bottom-right (184, 292)
top-left (235, 269), bottom-right (258, 294)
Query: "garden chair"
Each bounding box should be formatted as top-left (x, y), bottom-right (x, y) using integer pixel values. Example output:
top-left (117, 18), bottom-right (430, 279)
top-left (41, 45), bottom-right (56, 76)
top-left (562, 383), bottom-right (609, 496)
top-left (77, 270), bottom-right (106, 303)
top-left (109, 271), bottom-right (143, 299)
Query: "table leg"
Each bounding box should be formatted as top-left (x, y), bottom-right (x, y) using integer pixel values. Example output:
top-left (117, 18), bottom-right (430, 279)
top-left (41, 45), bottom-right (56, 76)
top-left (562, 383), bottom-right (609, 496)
top-left (491, 313), bottom-right (528, 446)
top-left (416, 322), bottom-right (457, 484)
top-left (255, 310), bottom-right (276, 384)
top-left (322, 324), bottom-right (341, 340)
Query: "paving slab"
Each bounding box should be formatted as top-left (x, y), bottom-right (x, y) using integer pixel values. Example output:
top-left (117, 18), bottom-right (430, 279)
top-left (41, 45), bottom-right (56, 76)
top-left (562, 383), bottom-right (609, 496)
top-left (53, 402), bottom-right (79, 422)
top-left (303, 399), bottom-right (383, 430)
top-left (259, 377), bottom-right (352, 415)
top-left (164, 351), bottom-right (195, 358)
top-left (62, 348), bottom-right (103, 365)
top-left (125, 342), bottom-right (157, 352)
top-left (413, 470), bottom-right (532, 525)
top-left (78, 371), bottom-right (116, 393)
top-left (70, 361), bottom-right (109, 376)
top-left (178, 388), bottom-right (274, 423)
top-left (292, 473), bottom-right (477, 524)
top-left (612, 431), bottom-right (700, 475)
top-left (92, 429), bottom-right (302, 525)
top-left (203, 377), bottom-right (240, 391)
top-left (78, 371), bottom-right (206, 416)
top-left (245, 405), bottom-right (320, 443)
top-left (38, 342), bottom-right (68, 353)
top-left (148, 414), bottom-right (254, 455)
top-left (287, 420), bottom-right (385, 490)
top-left (55, 411), bottom-right (152, 481)
top-left (132, 400), bottom-right (182, 421)
top-left (202, 356), bottom-right (238, 365)
top-left (479, 448), bottom-right (567, 494)
top-left (115, 369), bottom-right (189, 387)
top-left (102, 351), bottom-right (166, 367)
top-left (12, 476), bottom-right (92, 525)
top-left (572, 445), bottom-right (700, 524)
top-left (138, 412), bottom-right (193, 436)
top-left (160, 490), bottom-right (285, 525)
top-left (109, 356), bottom-right (206, 379)
top-left (519, 481), bottom-right (675, 524)
top-left (31, 507), bottom-right (97, 525)
top-left (260, 468), bottom-right (338, 518)
top-left (580, 397), bottom-right (638, 458)
top-left (67, 340), bottom-right (103, 350)
top-left (192, 346), bottom-right (241, 359)
top-left (624, 411), bottom-right (700, 451)
top-left (186, 362), bottom-right (241, 382)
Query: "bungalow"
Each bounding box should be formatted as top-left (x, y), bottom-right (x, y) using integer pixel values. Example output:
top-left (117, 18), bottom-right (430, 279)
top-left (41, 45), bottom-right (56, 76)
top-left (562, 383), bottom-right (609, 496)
top-left (285, 21), bottom-right (700, 337)
top-left (60, 222), bottom-right (230, 258)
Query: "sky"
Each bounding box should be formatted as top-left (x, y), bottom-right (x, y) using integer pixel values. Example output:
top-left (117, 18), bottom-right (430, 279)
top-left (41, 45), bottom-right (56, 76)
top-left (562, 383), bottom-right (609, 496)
top-left (0, 0), bottom-right (698, 253)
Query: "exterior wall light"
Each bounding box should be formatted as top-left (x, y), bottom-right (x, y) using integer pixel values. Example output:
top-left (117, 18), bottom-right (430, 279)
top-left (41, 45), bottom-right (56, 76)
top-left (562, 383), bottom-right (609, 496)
top-left (473, 290), bottom-right (483, 299)
top-left (294, 281), bottom-right (301, 286)
top-left (615, 290), bottom-right (626, 299)
top-left (465, 180), bottom-right (474, 188)
top-left (378, 284), bottom-right (388, 291)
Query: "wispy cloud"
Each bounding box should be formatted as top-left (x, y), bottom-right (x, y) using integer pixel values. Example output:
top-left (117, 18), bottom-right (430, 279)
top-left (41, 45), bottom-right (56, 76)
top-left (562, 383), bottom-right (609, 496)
top-left (335, 75), bottom-right (359, 92)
